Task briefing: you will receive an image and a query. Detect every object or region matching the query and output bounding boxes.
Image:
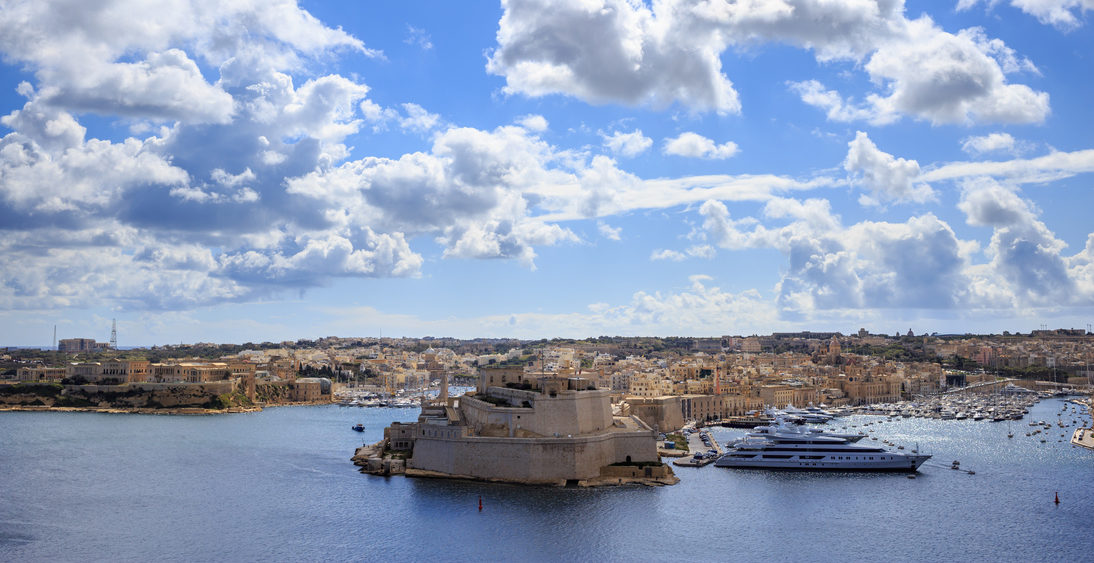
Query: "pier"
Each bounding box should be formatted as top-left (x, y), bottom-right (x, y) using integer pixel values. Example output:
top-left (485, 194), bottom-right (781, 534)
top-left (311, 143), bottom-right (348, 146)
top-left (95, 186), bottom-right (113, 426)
top-left (672, 428), bottom-right (723, 467)
top-left (1070, 427), bottom-right (1094, 450)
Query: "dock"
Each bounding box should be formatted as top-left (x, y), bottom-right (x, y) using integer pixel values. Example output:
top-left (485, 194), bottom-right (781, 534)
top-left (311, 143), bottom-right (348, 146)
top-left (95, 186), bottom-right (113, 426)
top-left (672, 428), bottom-right (724, 467)
top-left (1071, 427), bottom-right (1094, 450)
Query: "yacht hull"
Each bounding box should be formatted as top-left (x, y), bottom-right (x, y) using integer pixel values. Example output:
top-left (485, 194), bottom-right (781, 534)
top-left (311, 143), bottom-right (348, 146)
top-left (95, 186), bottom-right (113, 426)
top-left (715, 454), bottom-right (929, 471)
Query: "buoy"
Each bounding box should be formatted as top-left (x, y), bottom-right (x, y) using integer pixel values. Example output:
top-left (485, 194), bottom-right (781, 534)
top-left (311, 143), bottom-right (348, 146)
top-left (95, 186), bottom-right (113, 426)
top-left (1055, 492), bottom-right (1060, 505)
top-left (478, 495), bottom-right (483, 511)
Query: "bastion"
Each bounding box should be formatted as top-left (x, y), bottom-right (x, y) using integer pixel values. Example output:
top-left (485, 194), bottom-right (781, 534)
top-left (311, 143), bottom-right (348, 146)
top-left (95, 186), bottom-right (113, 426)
top-left (353, 369), bottom-right (677, 487)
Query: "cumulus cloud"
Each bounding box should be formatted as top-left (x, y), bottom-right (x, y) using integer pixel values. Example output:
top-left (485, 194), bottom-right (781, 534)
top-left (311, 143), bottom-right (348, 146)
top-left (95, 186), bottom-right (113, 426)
top-left (0, 1), bottom-right (422, 312)
top-left (399, 103), bottom-right (442, 134)
top-left (959, 0), bottom-right (1094, 30)
top-left (0, 0), bottom-right (372, 125)
top-left (489, 0), bottom-right (1047, 125)
top-left (695, 184), bottom-right (1094, 320)
top-left (958, 179), bottom-right (1079, 304)
top-left (843, 132), bottom-right (935, 206)
top-left (700, 196), bottom-right (977, 314)
top-left (517, 114), bottom-right (549, 132)
top-left (285, 124), bottom-right (582, 267)
top-left (795, 24), bottom-right (1046, 125)
top-left (663, 132), bottom-right (738, 159)
top-left (788, 80), bottom-right (890, 124)
top-left (488, 0), bottom-right (741, 114)
top-left (602, 130), bottom-right (653, 157)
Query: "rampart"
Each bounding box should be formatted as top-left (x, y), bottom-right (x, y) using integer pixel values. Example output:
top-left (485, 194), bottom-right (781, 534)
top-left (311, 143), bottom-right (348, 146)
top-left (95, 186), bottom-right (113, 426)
top-left (461, 387), bottom-right (613, 437)
top-left (406, 426), bottom-right (657, 485)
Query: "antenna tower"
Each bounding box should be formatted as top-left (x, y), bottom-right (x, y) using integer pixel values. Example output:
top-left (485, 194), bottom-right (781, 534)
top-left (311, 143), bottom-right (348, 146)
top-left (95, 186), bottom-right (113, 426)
top-left (53, 325), bottom-right (57, 350)
top-left (110, 319), bottom-right (117, 350)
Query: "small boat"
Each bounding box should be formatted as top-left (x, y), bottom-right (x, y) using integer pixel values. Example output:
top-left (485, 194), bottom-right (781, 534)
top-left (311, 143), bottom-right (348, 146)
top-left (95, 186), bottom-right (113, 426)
top-left (351, 423), bottom-right (365, 432)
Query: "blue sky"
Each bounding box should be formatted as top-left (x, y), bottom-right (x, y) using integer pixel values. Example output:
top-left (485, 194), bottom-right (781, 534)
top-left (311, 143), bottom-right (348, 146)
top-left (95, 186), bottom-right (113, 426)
top-left (2, 0), bottom-right (1094, 346)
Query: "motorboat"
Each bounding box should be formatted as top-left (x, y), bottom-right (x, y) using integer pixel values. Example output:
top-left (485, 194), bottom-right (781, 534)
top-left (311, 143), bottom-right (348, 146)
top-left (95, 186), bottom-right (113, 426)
top-left (744, 413), bottom-right (866, 443)
top-left (780, 404), bottom-right (833, 423)
top-left (351, 423), bottom-right (365, 432)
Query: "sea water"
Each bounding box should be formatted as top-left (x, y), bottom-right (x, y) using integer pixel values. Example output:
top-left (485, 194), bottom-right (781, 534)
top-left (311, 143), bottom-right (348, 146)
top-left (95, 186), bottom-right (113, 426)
top-left (1, 398), bottom-right (1090, 562)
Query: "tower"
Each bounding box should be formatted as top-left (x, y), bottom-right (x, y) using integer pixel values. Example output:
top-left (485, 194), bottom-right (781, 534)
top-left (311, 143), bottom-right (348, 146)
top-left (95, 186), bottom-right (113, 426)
top-left (110, 319), bottom-right (117, 350)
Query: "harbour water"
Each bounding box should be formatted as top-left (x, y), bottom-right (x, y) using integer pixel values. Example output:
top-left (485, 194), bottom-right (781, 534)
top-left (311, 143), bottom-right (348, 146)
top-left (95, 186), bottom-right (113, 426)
top-left (1, 398), bottom-right (1091, 562)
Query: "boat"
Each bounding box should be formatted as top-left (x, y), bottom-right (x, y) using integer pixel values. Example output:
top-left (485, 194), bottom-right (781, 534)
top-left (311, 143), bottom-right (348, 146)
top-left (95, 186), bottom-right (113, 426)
top-left (351, 423), bottom-right (365, 432)
top-left (779, 404), bottom-right (832, 423)
top-left (744, 414), bottom-right (866, 443)
top-left (715, 418), bottom-right (931, 471)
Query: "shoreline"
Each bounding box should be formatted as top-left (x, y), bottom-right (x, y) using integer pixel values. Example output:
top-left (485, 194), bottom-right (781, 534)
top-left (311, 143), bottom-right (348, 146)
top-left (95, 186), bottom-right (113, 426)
top-left (0, 401), bottom-right (331, 415)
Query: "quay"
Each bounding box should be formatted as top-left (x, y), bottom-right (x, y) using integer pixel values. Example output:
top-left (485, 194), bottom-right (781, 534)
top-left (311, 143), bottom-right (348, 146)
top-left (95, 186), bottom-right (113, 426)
top-left (672, 428), bottom-right (723, 467)
top-left (1070, 396), bottom-right (1094, 450)
top-left (1071, 427), bottom-right (1094, 450)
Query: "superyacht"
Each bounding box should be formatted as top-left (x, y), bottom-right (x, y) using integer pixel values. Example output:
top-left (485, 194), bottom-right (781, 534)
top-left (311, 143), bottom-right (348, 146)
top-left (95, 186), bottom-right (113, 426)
top-left (715, 420), bottom-right (931, 471)
top-left (744, 414), bottom-right (866, 443)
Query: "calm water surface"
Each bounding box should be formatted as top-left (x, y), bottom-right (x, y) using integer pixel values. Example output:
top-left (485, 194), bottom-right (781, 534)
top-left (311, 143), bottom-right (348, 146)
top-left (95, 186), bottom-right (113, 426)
top-left (1, 398), bottom-right (1091, 562)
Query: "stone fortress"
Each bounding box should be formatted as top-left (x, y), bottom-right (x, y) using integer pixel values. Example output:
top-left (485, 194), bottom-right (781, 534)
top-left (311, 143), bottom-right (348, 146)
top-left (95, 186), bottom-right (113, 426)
top-left (356, 366), bottom-right (677, 487)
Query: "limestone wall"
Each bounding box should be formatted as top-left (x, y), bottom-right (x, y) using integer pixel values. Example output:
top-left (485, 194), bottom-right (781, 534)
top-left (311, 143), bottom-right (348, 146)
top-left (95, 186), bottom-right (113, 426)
top-left (408, 429), bottom-right (657, 484)
top-left (463, 388), bottom-right (614, 437)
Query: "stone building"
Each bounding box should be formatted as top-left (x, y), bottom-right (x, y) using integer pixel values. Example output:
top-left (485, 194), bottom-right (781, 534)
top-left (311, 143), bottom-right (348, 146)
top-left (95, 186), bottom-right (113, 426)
top-left (381, 369), bottom-right (671, 486)
top-left (16, 366), bottom-right (67, 382)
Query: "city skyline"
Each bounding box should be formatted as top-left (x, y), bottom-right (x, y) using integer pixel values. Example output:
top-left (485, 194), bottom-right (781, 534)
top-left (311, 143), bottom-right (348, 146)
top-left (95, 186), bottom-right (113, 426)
top-left (2, 1), bottom-right (1094, 346)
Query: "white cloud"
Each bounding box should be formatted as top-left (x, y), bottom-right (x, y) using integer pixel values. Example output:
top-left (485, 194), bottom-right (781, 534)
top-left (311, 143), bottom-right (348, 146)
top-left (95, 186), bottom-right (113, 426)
top-left (359, 99), bottom-right (399, 130)
top-left (286, 124), bottom-right (580, 267)
top-left (788, 80), bottom-right (893, 125)
top-left (663, 132), bottom-right (738, 159)
top-left (405, 25), bottom-right (433, 50)
top-left (517, 114), bottom-right (549, 132)
top-left (489, 0), bottom-right (1047, 125)
top-left (598, 221), bottom-right (622, 241)
top-left (487, 0), bottom-right (740, 114)
top-left (960, 132), bottom-right (1028, 156)
top-left (959, 0), bottom-right (1094, 30)
top-left (921, 147), bottom-right (1094, 184)
top-left (843, 132), bottom-right (935, 206)
top-left (863, 24), bottom-right (1047, 125)
top-left (0, 0), bottom-right (373, 124)
top-left (796, 24), bottom-right (1047, 126)
top-left (696, 185), bottom-right (1094, 319)
top-left (399, 103), bottom-right (442, 134)
top-left (602, 130), bottom-right (653, 157)
top-left (958, 179), bottom-right (1082, 305)
top-left (0, 0), bottom-right (421, 312)
top-left (651, 245), bottom-right (715, 261)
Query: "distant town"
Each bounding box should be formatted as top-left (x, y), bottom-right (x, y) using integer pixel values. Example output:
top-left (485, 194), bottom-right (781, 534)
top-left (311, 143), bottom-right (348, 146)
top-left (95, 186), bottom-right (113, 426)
top-left (2, 328), bottom-right (1092, 416)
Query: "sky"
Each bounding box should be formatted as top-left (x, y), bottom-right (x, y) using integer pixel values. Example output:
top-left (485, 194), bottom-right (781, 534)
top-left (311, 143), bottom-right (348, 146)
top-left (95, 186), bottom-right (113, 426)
top-left (1, 0), bottom-right (1094, 347)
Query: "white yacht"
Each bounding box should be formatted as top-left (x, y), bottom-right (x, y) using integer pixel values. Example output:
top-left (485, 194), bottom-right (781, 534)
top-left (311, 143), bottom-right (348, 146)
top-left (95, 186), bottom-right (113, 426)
top-left (715, 421), bottom-right (931, 471)
top-left (779, 404), bottom-right (833, 423)
top-left (745, 414), bottom-right (866, 443)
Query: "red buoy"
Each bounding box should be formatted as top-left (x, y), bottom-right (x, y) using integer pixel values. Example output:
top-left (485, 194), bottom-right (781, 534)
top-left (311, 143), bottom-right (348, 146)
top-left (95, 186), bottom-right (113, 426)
top-left (1055, 492), bottom-right (1060, 505)
top-left (478, 495), bottom-right (483, 511)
